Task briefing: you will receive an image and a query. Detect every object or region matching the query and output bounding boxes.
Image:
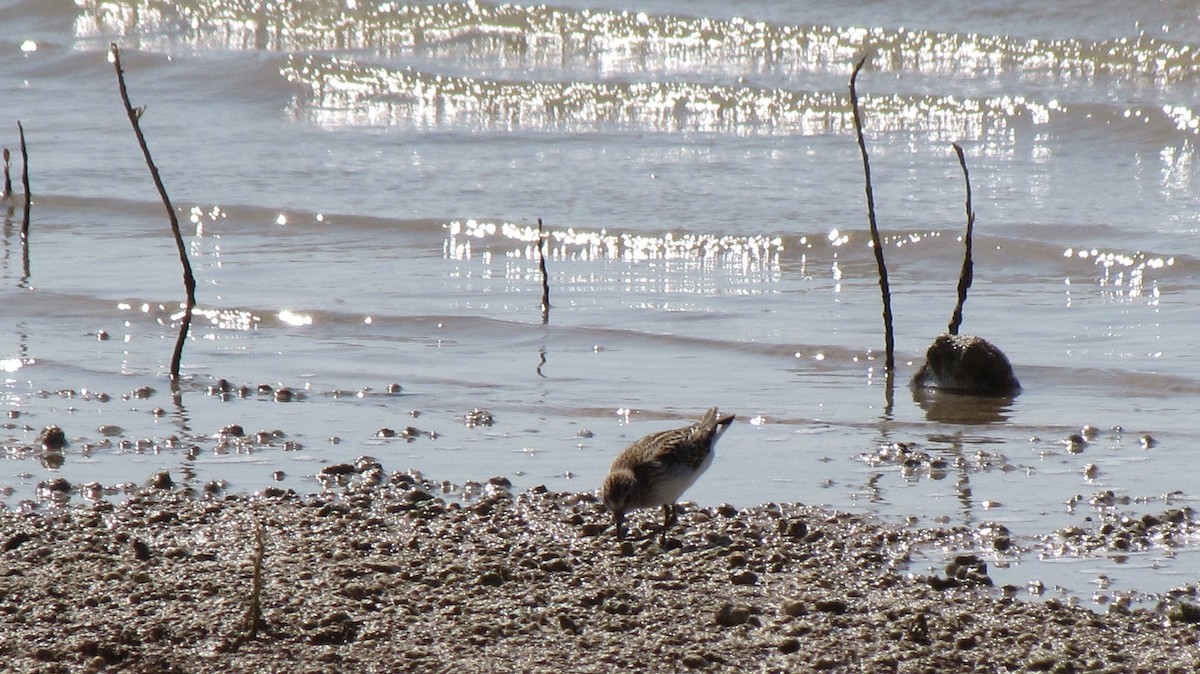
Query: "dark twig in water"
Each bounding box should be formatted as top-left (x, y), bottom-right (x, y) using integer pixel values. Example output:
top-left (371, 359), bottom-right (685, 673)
top-left (849, 55), bottom-right (895, 373)
top-left (948, 143), bottom-right (975, 336)
top-left (18, 122), bottom-right (30, 241)
top-left (538, 217), bottom-right (550, 324)
top-left (2, 147), bottom-right (11, 200)
top-left (110, 44), bottom-right (197, 381)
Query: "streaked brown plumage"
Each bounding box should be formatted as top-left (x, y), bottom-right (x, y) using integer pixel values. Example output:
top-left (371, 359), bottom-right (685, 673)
top-left (599, 407), bottom-right (735, 539)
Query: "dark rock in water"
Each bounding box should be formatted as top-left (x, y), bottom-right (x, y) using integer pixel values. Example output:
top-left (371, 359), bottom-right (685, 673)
top-left (463, 408), bottom-right (494, 427)
top-left (218, 424), bottom-right (245, 438)
top-left (148, 471), bottom-right (173, 490)
top-left (39, 425), bottom-right (68, 451)
top-left (43, 477), bottom-right (72, 493)
top-left (911, 334), bottom-right (1020, 395)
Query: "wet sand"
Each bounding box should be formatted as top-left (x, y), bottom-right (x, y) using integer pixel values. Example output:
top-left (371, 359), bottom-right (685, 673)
top-left (1, 462), bottom-right (1198, 673)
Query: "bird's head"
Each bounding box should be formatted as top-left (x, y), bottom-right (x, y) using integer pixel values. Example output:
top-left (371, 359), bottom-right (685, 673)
top-left (599, 468), bottom-right (637, 514)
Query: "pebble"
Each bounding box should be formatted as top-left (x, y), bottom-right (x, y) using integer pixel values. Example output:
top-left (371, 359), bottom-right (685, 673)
top-left (780, 600), bottom-right (807, 617)
top-left (730, 570), bottom-right (758, 586)
top-left (219, 424), bottom-right (246, 437)
top-left (813, 599), bottom-right (848, 614)
top-left (714, 602), bottom-right (752, 627)
top-left (39, 425), bottom-right (67, 451)
top-left (463, 409), bottom-right (494, 427)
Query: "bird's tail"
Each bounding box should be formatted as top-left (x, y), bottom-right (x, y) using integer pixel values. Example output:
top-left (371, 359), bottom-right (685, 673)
top-left (700, 407), bottom-right (736, 443)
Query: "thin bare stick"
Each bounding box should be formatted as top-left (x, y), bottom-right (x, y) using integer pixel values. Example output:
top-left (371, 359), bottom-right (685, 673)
top-left (849, 55), bottom-right (895, 373)
top-left (2, 147), bottom-right (11, 200)
top-left (537, 217), bottom-right (550, 324)
top-left (232, 519), bottom-right (267, 649)
top-left (18, 122), bottom-right (30, 240)
top-left (948, 143), bottom-right (975, 336)
top-left (110, 44), bottom-right (197, 381)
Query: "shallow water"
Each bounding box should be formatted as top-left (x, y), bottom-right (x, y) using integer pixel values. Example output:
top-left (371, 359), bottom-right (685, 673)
top-left (3, 0), bottom-right (1200, 607)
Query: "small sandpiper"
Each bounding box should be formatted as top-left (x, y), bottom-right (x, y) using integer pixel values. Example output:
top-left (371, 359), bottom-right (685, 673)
top-left (600, 407), bottom-right (735, 539)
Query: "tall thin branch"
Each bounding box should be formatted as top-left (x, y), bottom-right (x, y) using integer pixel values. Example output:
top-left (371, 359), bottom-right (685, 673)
top-left (2, 147), bottom-right (11, 200)
top-left (110, 44), bottom-right (197, 381)
top-left (849, 55), bottom-right (895, 373)
top-left (948, 143), bottom-right (975, 336)
top-left (18, 122), bottom-right (30, 240)
top-left (537, 217), bottom-right (550, 324)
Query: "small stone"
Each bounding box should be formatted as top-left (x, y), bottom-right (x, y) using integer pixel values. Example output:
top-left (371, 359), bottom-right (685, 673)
top-left (463, 408), bottom-right (494, 427)
top-left (386, 383), bottom-right (402, 394)
top-left (1168, 601), bottom-right (1200, 624)
top-left (681, 653), bottom-right (708, 669)
top-left (131, 539), bottom-right (151, 561)
top-left (148, 471), bottom-right (173, 489)
top-left (715, 602), bottom-right (751, 627)
top-left (730, 570), bottom-right (758, 586)
top-left (44, 477), bottom-right (72, 493)
top-left (557, 614), bottom-right (580, 634)
top-left (778, 637), bottom-right (801, 654)
top-left (784, 520), bottom-right (808, 539)
top-left (780, 600), bottom-right (807, 617)
top-left (39, 425), bottom-right (67, 451)
top-left (1065, 433), bottom-right (1087, 452)
top-left (478, 571), bottom-right (504, 587)
top-left (219, 424), bottom-right (245, 437)
top-left (579, 523), bottom-right (607, 537)
top-left (3, 532), bottom-right (33, 552)
top-left (814, 599), bottom-right (848, 614)
top-left (274, 388), bottom-right (294, 402)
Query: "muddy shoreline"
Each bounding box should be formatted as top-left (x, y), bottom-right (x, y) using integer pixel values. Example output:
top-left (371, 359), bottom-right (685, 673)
top-left (2, 463), bottom-right (1198, 673)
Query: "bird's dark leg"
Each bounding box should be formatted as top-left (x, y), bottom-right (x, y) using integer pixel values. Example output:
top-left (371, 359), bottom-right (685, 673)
top-left (661, 503), bottom-right (677, 531)
top-left (613, 510), bottom-right (626, 540)
top-left (656, 503), bottom-right (680, 547)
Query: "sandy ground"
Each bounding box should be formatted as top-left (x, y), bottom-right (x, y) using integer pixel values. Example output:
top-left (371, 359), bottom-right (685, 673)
top-left (2, 461), bottom-right (1199, 673)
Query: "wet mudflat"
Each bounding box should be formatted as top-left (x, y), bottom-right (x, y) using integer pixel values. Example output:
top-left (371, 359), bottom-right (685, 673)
top-left (2, 463), bottom-right (1198, 673)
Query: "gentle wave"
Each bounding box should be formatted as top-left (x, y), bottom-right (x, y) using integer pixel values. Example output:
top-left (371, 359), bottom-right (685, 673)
top-left (73, 1), bottom-right (1200, 87)
top-left (63, 1), bottom-right (1200, 138)
top-left (283, 54), bottom-right (1057, 136)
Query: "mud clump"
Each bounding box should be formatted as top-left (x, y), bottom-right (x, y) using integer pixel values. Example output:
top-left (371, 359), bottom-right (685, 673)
top-left (911, 333), bottom-right (1020, 395)
top-left (0, 465), bottom-right (1196, 672)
